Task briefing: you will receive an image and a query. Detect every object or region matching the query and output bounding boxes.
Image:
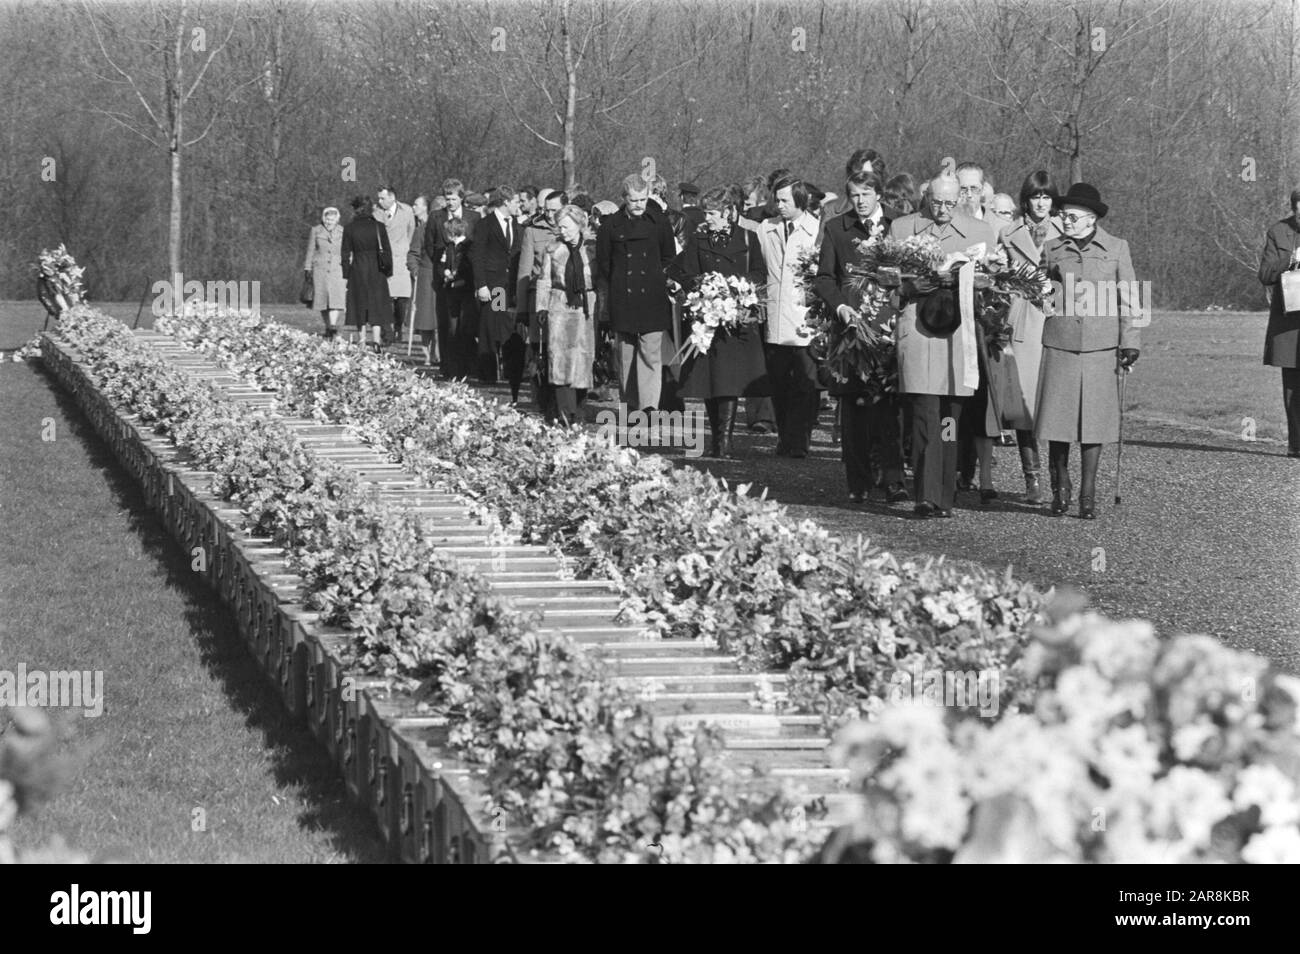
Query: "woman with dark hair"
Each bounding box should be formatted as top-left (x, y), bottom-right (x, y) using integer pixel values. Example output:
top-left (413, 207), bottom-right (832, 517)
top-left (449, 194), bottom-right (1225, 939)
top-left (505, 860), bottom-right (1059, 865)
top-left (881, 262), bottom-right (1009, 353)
top-left (411, 194), bottom-right (440, 363)
top-left (1257, 186), bottom-right (1300, 458)
top-left (883, 173), bottom-right (919, 219)
top-left (535, 205), bottom-right (598, 425)
top-left (669, 186), bottom-right (768, 457)
top-left (994, 170), bottom-right (1063, 504)
top-left (342, 195), bottom-right (393, 348)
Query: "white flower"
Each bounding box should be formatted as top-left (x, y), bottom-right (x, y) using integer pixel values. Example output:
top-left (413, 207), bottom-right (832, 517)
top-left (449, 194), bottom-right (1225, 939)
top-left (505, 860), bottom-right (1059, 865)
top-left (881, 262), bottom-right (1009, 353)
top-left (1233, 764), bottom-right (1300, 828)
top-left (1242, 825), bottom-right (1300, 863)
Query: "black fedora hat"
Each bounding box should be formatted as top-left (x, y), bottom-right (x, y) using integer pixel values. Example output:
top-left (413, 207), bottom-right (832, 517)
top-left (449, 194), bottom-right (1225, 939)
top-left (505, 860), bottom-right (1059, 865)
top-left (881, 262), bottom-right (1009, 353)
top-left (1058, 182), bottom-right (1108, 218)
top-left (917, 287), bottom-right (961, 337)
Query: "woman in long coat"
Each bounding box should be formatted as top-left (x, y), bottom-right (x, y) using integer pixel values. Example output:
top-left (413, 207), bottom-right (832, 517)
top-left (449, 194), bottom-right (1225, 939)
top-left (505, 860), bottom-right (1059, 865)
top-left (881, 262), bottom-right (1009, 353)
top-left (303, 206), bottom-right (347, 338)
top-left (534, 205), bottom-right (598, 425)
top-left (342, 195), bottom-right (393, 347)
top-left (669, 187), bottom-right (767, 457)
top-left (1037, 183), bottom-right (1141, 519)
top-left (411, 195), bottom-right (441, 364)
top-left (1256, 188), bottom-right (1300, 459)
top-left (996, 171), bottom-right (1064, 504)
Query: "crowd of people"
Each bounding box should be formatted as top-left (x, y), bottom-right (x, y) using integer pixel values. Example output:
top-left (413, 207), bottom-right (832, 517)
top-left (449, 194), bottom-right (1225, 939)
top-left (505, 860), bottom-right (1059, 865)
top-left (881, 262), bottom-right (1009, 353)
top-left (301, 144), bottom-right (1300, 521)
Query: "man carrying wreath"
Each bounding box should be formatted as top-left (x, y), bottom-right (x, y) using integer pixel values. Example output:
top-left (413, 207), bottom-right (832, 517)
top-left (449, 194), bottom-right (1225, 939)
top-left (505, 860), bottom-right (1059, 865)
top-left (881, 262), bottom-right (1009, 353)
top-left (815, 167), bottom-right (908, 503)
top-left (889, 174), bottom-right (999, 517)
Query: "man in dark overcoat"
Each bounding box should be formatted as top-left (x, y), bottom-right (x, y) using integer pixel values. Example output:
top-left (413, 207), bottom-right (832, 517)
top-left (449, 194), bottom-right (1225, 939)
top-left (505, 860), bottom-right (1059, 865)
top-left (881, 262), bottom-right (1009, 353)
top-left (468, 184), bottom-right (524, 383)
top-left (596, 173), bottom-right (677, 412)
top-left (1257, 186), bottom-right (1300, 458)
top-left (814, 168), bottom-right (908, 503)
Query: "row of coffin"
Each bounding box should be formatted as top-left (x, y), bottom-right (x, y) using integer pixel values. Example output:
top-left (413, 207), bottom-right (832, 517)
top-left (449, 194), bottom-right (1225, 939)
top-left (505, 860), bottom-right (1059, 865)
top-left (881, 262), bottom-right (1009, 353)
top-left (41, 333), bottom-right (525, 863)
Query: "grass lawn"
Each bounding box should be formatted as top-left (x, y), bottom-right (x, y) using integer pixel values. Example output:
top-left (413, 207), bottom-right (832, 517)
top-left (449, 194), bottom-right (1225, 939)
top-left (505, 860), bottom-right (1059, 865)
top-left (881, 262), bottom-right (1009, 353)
top-left (0, 343), bottom-right (387, 863)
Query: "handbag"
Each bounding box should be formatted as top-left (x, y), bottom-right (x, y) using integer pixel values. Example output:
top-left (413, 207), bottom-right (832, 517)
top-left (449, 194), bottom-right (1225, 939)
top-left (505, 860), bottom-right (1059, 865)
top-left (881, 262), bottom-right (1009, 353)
top-left (299, 271), bottom-right (314, 307)
top-left (1281, 266), bottom-right (1300, 313)
top-left (375, 220), bottom-right (393, 277)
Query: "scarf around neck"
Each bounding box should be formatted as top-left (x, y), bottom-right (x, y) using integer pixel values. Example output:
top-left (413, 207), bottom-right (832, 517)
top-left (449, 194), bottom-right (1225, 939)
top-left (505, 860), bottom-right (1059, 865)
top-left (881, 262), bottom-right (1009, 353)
top-left (563, 241), bottom-right (587, 308)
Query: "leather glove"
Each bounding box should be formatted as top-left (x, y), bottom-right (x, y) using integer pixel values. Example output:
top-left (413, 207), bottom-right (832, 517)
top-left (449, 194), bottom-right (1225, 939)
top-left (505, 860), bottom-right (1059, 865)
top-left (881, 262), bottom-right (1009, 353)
top-left (1118, 348), bottom-right (1139, 369)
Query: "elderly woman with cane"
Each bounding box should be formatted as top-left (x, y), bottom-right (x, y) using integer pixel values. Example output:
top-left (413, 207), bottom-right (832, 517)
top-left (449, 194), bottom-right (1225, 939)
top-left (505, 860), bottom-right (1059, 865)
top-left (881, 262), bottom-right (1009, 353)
top-left (1257, 187), bottom-right (1300, 459)
top-left (1037, 183), bottom-right (1141, 519)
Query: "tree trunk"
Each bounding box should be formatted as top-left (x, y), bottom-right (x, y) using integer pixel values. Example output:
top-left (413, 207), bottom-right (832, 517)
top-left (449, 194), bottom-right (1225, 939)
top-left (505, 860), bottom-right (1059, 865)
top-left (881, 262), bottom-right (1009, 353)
top-left (562, 0), bottom-right (577, 191)
top-left (168, 2), bottom-right (186, 280)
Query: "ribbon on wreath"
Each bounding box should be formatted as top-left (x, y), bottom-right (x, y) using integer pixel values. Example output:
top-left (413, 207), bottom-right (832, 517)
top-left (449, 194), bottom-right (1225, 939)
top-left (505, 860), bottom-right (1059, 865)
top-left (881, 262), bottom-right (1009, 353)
top-left (958, 259), bottom-right (980, 391)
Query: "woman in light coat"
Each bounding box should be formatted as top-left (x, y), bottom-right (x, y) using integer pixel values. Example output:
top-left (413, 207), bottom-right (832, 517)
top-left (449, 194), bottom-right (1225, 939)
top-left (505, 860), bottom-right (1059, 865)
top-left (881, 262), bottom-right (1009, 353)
top-left (1037, 183), bottom-right (1141, 519)
top-left (997, 170), bottom-right (1064, 503)
top-left (535, 205), bottom-right (598, 425)
top-left (304, 206), bottom-right (347, 338)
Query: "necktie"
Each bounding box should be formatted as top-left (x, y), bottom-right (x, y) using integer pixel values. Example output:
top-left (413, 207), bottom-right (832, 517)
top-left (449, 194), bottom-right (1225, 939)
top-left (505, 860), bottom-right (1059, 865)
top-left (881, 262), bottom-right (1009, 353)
top-left (784, 221), bottom-right (794, 241)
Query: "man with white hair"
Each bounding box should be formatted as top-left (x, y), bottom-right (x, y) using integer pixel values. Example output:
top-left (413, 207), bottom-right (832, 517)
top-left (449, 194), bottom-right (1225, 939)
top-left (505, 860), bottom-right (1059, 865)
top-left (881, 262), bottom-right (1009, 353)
top-left (889, 173), bottom-right (999, 517)
top-left (596, 173), bottom-right (677, 413)
top-left (954, 162), bottom-right (986, 220)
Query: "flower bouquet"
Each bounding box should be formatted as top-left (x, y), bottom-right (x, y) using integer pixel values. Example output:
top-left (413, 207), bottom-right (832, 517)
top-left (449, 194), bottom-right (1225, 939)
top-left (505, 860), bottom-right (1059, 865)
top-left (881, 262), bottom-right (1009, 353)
top-left (798, 238), bottom-right (899, 399)
top-left (33, 245), bottom-right (86, 318)
top-left (674, 271), bottom-right (762, 362)
top-left (819, 603), bottom-right (1300, 864)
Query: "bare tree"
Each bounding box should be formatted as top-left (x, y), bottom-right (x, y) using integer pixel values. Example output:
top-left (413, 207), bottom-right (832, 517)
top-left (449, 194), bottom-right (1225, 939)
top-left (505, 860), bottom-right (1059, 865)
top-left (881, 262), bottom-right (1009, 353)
top-left (78, 0), bottom-right (247, 277)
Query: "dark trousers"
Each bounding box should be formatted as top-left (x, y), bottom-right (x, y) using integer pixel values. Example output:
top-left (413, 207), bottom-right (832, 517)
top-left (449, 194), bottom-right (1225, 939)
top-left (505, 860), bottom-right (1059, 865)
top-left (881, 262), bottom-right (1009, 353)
top-left (766, 344), bottom-right (819, 454)
top-left (910, 393), bottom-right (966, 509)
top-left (842, 394), bottom-right (904, 494)
top-left (392, 297), bottom-right (410, 338)
top-left (436, 287), bottom-right (477, 378)
top-left (1285, 367), bottom-right (1300, 454)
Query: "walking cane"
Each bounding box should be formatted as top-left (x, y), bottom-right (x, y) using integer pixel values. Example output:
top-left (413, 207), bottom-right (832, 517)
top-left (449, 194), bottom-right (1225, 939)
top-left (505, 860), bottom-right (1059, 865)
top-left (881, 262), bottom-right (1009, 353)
top-left (406, 283), bottom-right (417, 358)
top-left (1114, 363), bottom-right (1128, 505)
top-left (133, 274), bottom-right (151, 329)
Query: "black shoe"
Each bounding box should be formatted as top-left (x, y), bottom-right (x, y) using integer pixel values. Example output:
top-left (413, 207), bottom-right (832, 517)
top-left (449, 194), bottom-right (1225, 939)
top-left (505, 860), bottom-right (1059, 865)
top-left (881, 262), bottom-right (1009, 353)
top-left (914, 502), bottom-right (936, 518)
top-left (957, 477), bottom-right (976, 493)
top-left (885, 482), bottom-right (910, 503)
top-left (788, 448), bottom-right (807, 459)
top-left (1079, 497), bottom-right (1096, 520)
top-left (980, 488), bottom-right (999, 504)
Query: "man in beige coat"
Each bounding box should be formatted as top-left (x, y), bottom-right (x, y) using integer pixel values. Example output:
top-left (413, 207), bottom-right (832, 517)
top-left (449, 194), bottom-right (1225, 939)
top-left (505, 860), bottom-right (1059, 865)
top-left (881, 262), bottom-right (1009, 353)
top-left (889, 174), bottom-right (999, 516)
top-left (757, 176), bottom-right (822, 458)
top-left (377, 185), bottom-right (417, 342)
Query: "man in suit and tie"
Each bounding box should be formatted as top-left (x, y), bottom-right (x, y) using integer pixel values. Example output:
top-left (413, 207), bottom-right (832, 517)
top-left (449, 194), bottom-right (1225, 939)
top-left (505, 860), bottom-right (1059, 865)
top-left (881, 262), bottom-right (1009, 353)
top-left (469, 184), bottom-right (524, 383)
top-left (814, 168), bottom-right (908, 503)
top-left (377, 185), bottom-right (417, 343)
top-left (889, 174), bottom-right (1000, 517)
top-left (424, 178), bottom-right (481, 379)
